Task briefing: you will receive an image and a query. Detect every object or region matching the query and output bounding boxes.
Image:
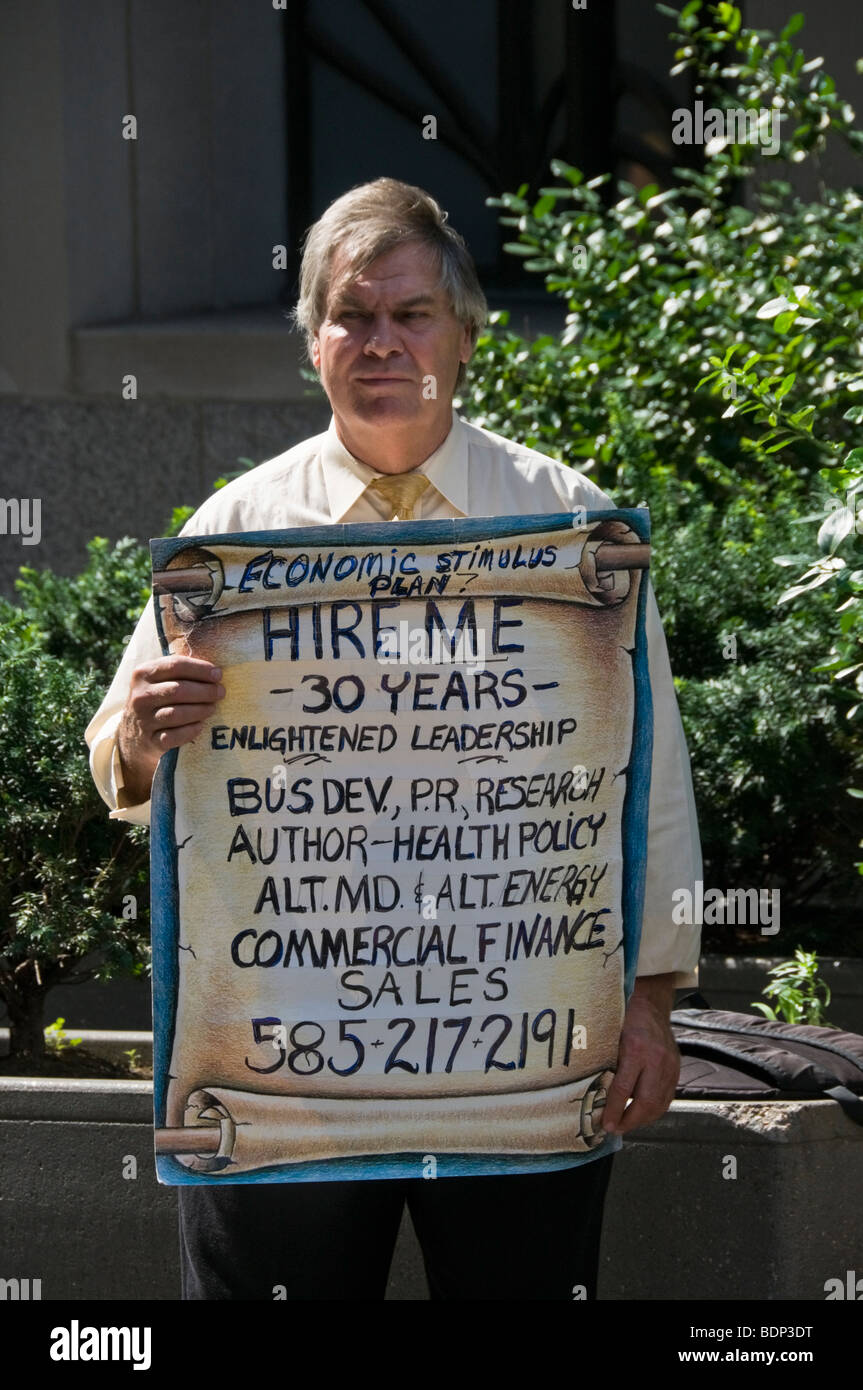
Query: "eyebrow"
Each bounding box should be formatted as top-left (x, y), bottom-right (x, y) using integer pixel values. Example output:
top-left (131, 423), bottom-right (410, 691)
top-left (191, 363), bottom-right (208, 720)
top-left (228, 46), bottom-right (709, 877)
top-left (332, 292), bottom-right (438, 311)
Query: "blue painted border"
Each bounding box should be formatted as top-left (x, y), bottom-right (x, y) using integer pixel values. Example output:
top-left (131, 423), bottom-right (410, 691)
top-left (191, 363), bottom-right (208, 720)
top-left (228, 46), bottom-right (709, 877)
top-left (150, 509), bottom-right (651, 1183)
top-left (151, 748), bottom-right (179, 1130)
top-left (149, 509), bottom-right (648, 570)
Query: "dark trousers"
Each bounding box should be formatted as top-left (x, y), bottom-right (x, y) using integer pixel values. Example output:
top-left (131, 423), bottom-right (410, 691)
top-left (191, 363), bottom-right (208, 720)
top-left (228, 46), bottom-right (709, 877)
top-left (178, 1155), bottom-right (614, 1301)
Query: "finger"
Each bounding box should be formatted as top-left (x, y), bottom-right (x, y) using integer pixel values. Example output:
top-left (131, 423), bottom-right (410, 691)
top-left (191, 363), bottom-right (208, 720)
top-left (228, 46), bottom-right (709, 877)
top-left (608, 1058), bottom-right (679, 1135)
top-left (136, 679), bottom-right (226, 708)
top-left (155, 722), bottom-right (205, 751)
top-left (135, 657), bottom-right (222, 685)
top-left (601, 1064), bottom-right (640, 1132)
top-left (150, 702), bottom-right (225, 730)
top-left (614, 1084), bottom-right (675, 1135)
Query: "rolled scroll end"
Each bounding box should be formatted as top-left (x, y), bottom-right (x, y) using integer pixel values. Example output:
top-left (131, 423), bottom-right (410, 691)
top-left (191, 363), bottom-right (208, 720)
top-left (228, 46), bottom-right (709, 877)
top-left (593, 543), bottom-right (650, 573)
top-left (580, 523), bottom-right (650, 605)
top-left (578, 1069), bottom-right (613, 1148)
top-left (154, 1126), bottom-right (221, 1156)
top-left (153, 549), bottom-right (225, 631)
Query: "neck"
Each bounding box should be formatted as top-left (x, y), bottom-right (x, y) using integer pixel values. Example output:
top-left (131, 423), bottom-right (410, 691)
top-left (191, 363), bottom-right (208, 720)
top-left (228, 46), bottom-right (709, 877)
top-left (333, 409), bottom-right (454, 474)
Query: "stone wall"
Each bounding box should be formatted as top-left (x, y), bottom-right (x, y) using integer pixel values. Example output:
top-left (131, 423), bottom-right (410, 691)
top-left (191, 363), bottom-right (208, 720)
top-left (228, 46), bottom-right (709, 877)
top-left (0, 396), bottom-right (330, 596)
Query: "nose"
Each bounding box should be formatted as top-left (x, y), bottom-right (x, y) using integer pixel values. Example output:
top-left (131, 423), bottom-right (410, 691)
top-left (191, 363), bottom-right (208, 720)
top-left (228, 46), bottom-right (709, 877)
top-left (363, 314), bottom-right (403, 356)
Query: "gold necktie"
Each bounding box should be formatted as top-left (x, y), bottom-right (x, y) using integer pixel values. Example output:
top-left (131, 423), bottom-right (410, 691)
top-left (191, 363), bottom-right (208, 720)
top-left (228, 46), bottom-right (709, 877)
top-left (365, 471), bottom-right (431, 520)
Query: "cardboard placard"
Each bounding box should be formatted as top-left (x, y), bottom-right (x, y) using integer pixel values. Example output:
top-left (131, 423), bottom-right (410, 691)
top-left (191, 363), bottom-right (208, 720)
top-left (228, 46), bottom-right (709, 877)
top-left (150, 509), bottom-right (652, 1183)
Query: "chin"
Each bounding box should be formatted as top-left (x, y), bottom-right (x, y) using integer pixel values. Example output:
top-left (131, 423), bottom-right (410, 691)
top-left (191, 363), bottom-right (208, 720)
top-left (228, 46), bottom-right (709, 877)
top-left (351, 396), bottom-right (419, 422)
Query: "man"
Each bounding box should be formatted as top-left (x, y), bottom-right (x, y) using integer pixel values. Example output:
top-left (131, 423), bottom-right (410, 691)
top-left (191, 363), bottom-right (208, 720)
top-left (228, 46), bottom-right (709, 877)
top-left (86, 177), bottom-right (702, 1301)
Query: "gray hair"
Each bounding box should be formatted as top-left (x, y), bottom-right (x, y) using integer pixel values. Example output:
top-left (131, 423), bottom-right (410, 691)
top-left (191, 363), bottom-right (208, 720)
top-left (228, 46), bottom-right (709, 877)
top-left (292, 178), bottom-right (487, 388)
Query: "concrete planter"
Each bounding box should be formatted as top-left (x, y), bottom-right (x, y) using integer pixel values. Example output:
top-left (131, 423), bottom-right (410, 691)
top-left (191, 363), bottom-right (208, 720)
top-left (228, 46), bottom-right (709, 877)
top-left (598, 1099), bottom-right (863, 1300)
top-left (0, 1065), bottom-right (425, 1301)
top-left (0, 1076), bottom-right (178, 1301)
top-left (1, 1037), bottom-right (861, 1301)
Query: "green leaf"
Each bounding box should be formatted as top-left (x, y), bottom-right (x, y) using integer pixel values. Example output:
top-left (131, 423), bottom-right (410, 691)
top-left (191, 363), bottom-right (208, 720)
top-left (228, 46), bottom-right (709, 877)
top-left (533, 194), bottom-right (556, 218)
top-left (750, 1002), bottom-right (777, 1020)
top-left (774, 372), bottom-right (797, 401)
top-left (756, 296), bottom-right (794, 319)
top-left (778, 568), bottom-right (837, 601)
top-left (645, 189), bottom-right (678, 210)
top-left (549, 159), bottom-right (583, 186)
top-left (817, 507), bottom-right (856, 553)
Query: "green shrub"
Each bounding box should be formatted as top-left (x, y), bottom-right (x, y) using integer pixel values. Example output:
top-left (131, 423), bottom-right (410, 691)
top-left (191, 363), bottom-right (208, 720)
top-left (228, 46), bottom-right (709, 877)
top-left (0, 539), bottom-right (151, 1059)
top-left (0, 460), bottom-right (266, 1061)
top-left (751, 948), bottom-right (835, 1027)
top-left (459, 1), bottom-right (863, 949)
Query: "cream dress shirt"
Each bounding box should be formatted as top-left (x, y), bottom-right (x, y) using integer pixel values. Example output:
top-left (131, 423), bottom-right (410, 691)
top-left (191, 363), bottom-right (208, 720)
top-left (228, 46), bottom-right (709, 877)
top-left (85, 408), bottom-right (702, 986)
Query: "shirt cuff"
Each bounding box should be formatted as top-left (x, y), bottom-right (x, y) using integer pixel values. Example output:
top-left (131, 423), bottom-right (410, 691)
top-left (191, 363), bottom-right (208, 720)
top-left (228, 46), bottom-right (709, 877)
top-left (89, 715), bottom-right (151, 826)
top-left (635, 967), bottom-right (700, 991)
top-left (634, 918), bottom-right (701, 990)
top-left (107, 739), bottom-right (152, 825)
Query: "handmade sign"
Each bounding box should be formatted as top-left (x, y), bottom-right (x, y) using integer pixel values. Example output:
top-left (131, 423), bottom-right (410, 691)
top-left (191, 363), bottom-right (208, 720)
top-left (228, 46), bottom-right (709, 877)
top-left (150, 509), bottom-right (652, 1184)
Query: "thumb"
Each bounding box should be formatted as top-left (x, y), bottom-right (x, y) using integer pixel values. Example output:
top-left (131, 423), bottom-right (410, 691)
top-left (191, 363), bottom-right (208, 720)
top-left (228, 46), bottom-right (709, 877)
top-left (600, 1066), bottom-right (635, 1134)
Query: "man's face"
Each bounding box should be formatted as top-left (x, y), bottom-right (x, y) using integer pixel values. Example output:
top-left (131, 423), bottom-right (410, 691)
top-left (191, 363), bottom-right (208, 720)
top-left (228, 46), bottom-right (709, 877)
top-left (311, 241), bottom-right (473, 444)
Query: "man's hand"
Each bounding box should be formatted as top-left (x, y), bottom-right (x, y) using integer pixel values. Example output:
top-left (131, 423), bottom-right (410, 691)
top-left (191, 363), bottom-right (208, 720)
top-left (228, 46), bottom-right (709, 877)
top-left (600, 973), bottom-right (680, 1136)
top-left (116, 656), bottom-right (225, 805)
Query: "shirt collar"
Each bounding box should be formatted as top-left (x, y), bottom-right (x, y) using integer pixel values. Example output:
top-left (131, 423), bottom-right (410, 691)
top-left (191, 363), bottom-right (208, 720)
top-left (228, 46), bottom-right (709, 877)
top-left (321, 408), bottom-right (469, 520)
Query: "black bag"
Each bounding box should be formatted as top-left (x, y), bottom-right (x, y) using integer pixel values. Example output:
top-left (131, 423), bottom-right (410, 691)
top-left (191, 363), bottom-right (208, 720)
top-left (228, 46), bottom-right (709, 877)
top-left (671, 995), bottom-right (863, 1127)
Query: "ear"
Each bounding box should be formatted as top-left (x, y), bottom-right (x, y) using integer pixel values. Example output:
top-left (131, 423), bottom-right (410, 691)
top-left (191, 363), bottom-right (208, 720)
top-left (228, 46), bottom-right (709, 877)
top-left (459, 322), bottom-right (475, 366)
top-left (311, 334), bottom-right (322, 372)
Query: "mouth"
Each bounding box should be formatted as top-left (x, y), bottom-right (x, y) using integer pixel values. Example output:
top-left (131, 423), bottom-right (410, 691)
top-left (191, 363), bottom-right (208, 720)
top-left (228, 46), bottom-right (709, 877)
top-left (355, 376), bottom-right (413, 384)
